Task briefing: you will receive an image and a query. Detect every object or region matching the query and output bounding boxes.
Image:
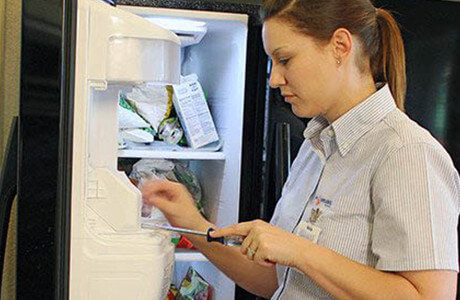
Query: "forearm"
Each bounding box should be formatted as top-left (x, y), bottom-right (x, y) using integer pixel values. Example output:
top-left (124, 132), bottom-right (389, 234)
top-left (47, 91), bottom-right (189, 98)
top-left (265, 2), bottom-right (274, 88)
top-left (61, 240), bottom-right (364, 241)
top-left (184, 222), bottom-right (278, 298)
top-left (296, 240), bottom-right (421, 300)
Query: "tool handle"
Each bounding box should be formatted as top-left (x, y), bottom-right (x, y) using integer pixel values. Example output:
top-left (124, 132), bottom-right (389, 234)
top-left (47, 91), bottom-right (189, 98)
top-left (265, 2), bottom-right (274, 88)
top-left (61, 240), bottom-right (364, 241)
top-left (206, 228), bottom-right (244, 247)
top-left (206, 228), bottom-right (225, 244)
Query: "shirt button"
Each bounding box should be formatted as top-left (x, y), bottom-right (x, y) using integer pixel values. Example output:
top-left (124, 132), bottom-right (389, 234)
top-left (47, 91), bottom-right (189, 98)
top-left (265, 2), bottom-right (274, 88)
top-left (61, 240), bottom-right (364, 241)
top-left (327, 129), bottom-right (334, 137)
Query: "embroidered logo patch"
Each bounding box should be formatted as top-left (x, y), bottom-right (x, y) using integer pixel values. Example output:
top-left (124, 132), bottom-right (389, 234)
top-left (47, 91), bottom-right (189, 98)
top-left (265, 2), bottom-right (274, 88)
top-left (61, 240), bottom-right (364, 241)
top-left (309, 195), bottom-right (333, 223)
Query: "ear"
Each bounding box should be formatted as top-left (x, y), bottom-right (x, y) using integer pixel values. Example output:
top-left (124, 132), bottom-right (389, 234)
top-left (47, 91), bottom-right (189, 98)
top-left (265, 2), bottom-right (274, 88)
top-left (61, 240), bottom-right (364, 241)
top-left (330, 28), bottom-right (353, 65)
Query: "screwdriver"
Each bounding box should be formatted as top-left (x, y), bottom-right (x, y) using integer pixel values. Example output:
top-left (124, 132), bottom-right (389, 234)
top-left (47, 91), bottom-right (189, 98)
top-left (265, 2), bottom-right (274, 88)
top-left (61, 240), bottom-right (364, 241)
top-left (141, 223), bottom-right (244, 247)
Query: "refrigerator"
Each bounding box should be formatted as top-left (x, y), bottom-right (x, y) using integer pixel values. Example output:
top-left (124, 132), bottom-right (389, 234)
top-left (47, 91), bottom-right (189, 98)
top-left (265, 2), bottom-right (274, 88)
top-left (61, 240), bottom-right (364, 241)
top-left (13, 0), bottom-right (268, 299)
top-left (0, 0), bottom-right (458, 299)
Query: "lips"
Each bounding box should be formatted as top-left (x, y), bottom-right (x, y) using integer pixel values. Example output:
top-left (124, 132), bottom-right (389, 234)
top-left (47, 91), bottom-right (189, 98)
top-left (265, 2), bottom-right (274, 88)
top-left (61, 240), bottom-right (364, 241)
top-left (282, 94), bottom-right (295, 102)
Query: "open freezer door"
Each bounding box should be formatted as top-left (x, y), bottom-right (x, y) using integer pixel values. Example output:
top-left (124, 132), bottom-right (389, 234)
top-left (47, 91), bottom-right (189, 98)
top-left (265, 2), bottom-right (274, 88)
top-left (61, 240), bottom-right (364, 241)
top-left (70, 0), bottom-right (180, 299)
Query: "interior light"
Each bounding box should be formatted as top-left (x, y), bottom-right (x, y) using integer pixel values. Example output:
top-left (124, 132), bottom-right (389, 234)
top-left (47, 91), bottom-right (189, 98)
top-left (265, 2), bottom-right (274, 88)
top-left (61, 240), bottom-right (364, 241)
top-left (145, 17), bottom-right (206, 32)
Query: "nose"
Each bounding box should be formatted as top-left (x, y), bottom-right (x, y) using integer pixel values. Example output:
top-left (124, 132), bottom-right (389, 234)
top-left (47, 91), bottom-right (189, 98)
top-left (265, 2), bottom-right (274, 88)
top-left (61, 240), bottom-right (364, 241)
top-left (269, 63), bottom-right (286, 88)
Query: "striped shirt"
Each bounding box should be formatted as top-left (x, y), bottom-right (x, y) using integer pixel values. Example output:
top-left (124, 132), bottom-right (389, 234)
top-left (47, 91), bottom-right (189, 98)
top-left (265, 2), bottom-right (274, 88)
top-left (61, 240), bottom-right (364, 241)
top-left (270, 84), bottom-right (460, 299)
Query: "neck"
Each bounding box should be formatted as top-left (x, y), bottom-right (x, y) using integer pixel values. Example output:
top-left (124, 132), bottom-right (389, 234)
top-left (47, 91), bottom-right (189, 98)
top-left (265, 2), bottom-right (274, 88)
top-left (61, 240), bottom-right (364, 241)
top-left (325, 73), bottom-right (377, 123)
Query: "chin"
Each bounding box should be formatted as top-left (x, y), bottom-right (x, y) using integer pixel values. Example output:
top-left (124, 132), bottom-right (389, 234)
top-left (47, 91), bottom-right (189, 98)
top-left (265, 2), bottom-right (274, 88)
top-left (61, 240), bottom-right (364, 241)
top-left (291, 105), bottom-right (316, 118)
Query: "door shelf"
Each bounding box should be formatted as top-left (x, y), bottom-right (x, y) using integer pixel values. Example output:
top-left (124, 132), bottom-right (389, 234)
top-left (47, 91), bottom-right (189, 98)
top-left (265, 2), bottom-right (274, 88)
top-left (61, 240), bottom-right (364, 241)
top-left (175, 249), bottom-right (208, 262)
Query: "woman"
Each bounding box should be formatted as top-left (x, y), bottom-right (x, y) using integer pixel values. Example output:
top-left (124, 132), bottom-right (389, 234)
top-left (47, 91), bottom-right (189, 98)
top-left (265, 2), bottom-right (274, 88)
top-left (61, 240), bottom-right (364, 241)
top-left (142, 0), bottom-right (460, 298)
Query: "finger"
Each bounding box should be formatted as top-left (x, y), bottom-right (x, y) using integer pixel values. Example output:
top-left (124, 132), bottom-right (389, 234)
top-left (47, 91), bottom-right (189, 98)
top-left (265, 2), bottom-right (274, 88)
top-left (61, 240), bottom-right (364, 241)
top-left (142, 180), bottom-right (186, 204)
top-left (210, 221), bottom-right (254, 238)
top-left (145, 195), bottom-right (178, 215)
top-left (141, 179), bottom-right (183, 196)
top-left (252, 247), bottom-right (275, 267)
top-left (210, 225), bottom-right (240, 238)
top-left (240, 231), bottom-right (257, 255)
top-left (141, 179), bottom-right (170, 198)
top-left (245, 243), bottom-right (257, 261)
top-left (255, 259), bottom-right (275, 267)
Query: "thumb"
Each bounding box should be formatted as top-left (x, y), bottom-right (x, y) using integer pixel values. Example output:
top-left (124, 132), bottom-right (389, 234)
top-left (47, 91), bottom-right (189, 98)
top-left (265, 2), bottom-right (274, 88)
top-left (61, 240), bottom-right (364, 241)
top-left (258, 260), bottom-right (275, 267)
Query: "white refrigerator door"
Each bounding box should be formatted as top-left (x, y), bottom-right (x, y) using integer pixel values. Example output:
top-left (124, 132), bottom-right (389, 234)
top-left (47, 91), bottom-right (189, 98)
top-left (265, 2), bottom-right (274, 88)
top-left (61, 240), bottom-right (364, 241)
top-left (70, 0), bottom-right (180, 299)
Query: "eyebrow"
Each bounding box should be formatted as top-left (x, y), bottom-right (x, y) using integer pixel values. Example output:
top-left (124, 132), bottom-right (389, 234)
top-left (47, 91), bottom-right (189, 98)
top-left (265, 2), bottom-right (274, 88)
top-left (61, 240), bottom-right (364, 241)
top-left (271, 47), bottom-right (286, 58)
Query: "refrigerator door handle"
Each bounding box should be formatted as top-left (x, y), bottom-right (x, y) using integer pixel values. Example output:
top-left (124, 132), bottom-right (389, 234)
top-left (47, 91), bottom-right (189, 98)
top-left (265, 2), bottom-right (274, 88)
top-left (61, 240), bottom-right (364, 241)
top-left (274, 122), bottom-right (291, 201)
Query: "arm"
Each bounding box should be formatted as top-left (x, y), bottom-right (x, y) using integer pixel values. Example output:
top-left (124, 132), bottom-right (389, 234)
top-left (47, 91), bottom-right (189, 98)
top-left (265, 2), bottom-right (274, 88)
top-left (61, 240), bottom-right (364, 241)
top-left (295, 239), bottom-right (457, 300)
top-left (186, 221), bottom-right (278, 298)
top-left (212, 221), bottom-right (457, 300)
top-left (141, 180), bottom-right (278, 298)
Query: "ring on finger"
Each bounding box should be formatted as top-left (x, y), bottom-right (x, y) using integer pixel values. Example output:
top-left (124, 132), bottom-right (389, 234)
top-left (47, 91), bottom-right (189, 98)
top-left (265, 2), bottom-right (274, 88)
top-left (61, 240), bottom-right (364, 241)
top-left (247, 247), bottom-right (256, 260)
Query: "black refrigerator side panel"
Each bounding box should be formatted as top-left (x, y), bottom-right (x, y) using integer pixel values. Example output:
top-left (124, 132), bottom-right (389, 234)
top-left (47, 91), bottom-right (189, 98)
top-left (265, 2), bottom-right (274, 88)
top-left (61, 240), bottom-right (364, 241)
top-left (262, 86), bottom-right (308, 221)
top-left (238, 23), bottom-right (267, 223)
top-left (19, 0), bottom-right (76, 299)
top-left (234, 18), bottom-right (269, 300)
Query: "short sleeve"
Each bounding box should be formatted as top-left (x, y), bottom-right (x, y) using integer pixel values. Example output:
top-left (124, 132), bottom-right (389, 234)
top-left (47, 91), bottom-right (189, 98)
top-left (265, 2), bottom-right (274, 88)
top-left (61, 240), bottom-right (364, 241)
top-left (371, 143), bottom-right (460, 272)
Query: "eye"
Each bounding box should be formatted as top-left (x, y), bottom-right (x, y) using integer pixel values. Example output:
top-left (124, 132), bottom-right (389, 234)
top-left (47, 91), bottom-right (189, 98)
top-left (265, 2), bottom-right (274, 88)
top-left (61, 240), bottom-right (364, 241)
top-left (278, 58), bottom-right (290, 65)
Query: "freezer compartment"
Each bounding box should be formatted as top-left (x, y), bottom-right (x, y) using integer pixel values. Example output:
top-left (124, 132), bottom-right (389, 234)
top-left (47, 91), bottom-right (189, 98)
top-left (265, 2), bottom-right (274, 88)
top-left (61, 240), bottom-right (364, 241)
top-left (117, 6), bottom-right (248, 162)
top-left (113, 8), bottom-right (249, 300)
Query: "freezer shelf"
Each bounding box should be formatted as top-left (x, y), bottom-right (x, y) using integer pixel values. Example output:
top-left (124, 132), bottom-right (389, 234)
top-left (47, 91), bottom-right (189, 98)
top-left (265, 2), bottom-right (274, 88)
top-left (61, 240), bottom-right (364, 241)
top-left (118, 149), bottom-right (225, 160)
top-left (118, 140), bottom-right (225, 160)
top-left (175, 249), bottom-right (208, 262)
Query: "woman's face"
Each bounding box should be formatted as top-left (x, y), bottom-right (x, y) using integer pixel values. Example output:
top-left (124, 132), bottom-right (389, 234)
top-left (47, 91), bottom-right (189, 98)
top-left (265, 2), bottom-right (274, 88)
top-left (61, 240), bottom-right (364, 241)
top-left (262, 18), bottom-right (341, 118)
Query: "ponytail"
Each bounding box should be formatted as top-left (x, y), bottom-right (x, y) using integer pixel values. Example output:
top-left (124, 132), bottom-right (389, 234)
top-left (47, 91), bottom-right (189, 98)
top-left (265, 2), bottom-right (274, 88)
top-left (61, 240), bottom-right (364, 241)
top-left (376, 8), bottom-right (406, 111)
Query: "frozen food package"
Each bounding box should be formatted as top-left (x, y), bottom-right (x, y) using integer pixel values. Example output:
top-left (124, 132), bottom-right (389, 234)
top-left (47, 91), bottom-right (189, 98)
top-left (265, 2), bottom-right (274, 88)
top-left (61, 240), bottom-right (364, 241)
top-left (129, 159), bottom-right (204, 221)
top-left (177, 267), bottom-right (212, 300)
top-left (176, 235), bottom-right (195, 250)
top-left (126, 83), bottom-right (173, 132)
top-left (166, 284), bottom-right (179, 300)
top-left (172, 74), bottom-right (219, 149)
top-left (118, 91), bottom-right (151, 130)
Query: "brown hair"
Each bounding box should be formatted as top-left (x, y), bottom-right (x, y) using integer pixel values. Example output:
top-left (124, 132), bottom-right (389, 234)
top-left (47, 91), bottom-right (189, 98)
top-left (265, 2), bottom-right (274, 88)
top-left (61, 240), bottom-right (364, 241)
top-left (260, 0), bottom-right (406, 111)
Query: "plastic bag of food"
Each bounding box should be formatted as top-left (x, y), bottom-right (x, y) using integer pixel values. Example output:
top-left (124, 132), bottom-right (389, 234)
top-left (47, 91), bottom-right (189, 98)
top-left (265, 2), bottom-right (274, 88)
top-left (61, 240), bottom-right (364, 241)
top-left (177, 267), bottom-right (212, 300)
top-left (129, 159), bottom-right (204, 221)
top-left (130, 159), bottom-right (176, 222)
top-left (118, 92), bottom-right (155, 146)
top-left (173, 163), bottom-right (203, 214)
top-left (126, 84), bottom-right (173, 133)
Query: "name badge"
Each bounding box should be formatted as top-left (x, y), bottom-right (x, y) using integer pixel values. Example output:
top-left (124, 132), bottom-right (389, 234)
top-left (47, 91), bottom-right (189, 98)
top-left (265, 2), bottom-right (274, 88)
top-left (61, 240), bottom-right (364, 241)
top-left (295, 221), bottom-right (322, 244)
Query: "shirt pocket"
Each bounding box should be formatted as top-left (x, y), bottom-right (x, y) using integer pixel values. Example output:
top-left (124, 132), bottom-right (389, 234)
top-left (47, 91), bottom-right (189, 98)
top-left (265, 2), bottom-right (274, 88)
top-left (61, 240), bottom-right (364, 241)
top-left (315, 193), bottom-right (373, 226)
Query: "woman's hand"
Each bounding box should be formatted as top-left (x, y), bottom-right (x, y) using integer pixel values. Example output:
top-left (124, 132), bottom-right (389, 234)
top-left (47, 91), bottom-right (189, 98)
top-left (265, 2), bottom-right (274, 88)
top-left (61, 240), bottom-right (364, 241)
top-left (141, 179), bottom-right (209, 230)
top-left (211, 219), bottom-right (310, 268)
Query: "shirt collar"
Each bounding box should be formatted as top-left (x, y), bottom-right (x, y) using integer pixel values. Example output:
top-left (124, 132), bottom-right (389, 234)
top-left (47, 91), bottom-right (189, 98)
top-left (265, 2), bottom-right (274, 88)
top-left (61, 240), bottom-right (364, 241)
top-left (303, 83), bottom-right (397, 156)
